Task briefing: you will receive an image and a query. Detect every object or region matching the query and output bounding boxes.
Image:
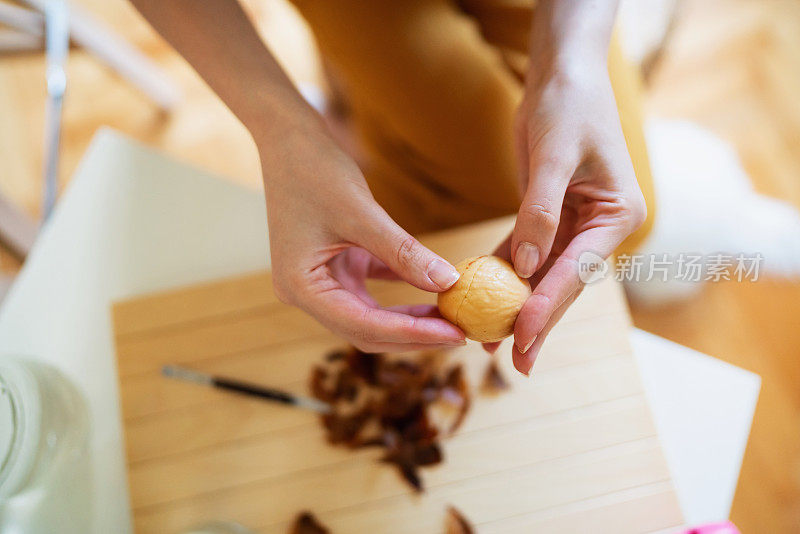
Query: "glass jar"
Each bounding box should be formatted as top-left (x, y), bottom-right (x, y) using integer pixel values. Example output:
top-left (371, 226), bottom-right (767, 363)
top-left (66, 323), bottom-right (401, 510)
top-left (0, 357), bottom-right (91, 532)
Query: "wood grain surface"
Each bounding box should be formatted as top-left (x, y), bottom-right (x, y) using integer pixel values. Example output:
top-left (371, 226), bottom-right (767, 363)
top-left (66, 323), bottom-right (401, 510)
top-left (113, 217), bottom-right (682, 533)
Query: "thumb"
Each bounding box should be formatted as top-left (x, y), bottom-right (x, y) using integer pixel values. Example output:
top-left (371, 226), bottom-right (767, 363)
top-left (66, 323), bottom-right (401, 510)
top-left (511, 150), bottom-right (577, 278)
top-left (347, 204), bottom-right (460, 293)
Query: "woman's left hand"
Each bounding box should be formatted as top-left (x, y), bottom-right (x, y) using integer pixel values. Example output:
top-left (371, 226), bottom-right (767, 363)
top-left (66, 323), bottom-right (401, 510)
top-left (489, 59), bottom-right (646, 376)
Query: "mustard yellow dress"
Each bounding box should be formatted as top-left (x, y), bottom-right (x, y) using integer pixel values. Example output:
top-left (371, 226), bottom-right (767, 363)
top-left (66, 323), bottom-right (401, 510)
top-left (290, 0), bottom-right (655, 253)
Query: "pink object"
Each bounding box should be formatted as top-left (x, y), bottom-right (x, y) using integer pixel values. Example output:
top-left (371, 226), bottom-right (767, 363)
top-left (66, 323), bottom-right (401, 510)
top-left (681, 521), bottom-right (741, 534)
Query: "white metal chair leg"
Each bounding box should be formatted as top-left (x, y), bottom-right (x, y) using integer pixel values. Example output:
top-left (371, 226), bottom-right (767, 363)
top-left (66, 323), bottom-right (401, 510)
top-left (1, 0), bottom-right (181, 110)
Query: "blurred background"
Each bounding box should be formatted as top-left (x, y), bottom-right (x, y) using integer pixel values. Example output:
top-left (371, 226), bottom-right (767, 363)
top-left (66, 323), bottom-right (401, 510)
top-left (0, 0), bottom-right (798, 531)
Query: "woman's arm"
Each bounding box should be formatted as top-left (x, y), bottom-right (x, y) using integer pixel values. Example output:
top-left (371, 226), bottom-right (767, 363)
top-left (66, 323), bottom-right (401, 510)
top-left (129, 0), bottom-right (318, 140)
top-left (130, 0), bottom-right (465, 353)
top-left (529, 0), bottom-right (618, 71)
top-left (499, 0), bottom-right (647, 373)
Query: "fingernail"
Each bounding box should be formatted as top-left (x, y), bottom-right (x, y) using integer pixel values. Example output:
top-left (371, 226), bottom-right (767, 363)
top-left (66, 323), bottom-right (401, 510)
top-left (514, 242), bottom-right (539, 278)
top-left (428, 259), bottom-right (460, 290)
top-left (515, 337), bottom-right (535, 354)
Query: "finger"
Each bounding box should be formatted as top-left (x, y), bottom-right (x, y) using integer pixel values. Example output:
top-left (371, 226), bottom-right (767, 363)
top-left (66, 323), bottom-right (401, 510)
top-left (344, 204), bottom-right (460, 293)
top-left (482, 341), bottom-right (502, 354)
top-left (513, 113), bottom-right (530, 192)
top-left (330, 248), bottom-right (400, 281)
top-left (511, 145), bottom-right (580, 278)
top-left (492, 233), bottom-right (513, 262)
top-left (366, 253), bottom-right (400, 280)
top-left (354, 341), bottom-right (468, 354)
top-left (328, 249), bottom-right (378, 306)
top-left (385, 304), bottom-right (444, 318)
top-left (512, 287), bottom-right (581, 376)
top-left (366, 256), bottom-right (401, 280)
top-left (303, 282), bottom-right (466, 349)
top-left (513, 225), bottom-right (625, 354)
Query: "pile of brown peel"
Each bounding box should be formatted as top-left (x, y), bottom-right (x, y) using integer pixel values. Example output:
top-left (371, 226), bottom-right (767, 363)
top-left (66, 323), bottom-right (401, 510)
top-left (290, 506), bottom-right (474, 534)
top-left (310, 347), bottom-right (509, 492)
top-left (310, 348), bottom-right (468, 491)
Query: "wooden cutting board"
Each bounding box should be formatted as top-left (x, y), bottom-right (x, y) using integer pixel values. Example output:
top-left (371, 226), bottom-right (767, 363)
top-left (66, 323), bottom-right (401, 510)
top-left (112, 217), bottom-right (683, 533)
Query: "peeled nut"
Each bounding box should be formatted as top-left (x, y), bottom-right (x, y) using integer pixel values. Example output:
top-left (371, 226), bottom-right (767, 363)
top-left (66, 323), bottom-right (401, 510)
top-left (437, 255), bottom-right (532, 343)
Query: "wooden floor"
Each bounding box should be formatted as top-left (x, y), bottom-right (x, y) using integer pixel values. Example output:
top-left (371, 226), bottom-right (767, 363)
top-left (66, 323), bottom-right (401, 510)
top-left (639, 2), bottom-right (800, 532)
top-left (2, 0), bottom-right (799, 531)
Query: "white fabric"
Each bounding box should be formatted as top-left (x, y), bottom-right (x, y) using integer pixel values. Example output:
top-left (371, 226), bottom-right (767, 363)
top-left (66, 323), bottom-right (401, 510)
top-left (626, 119), bottom-right (800, 305)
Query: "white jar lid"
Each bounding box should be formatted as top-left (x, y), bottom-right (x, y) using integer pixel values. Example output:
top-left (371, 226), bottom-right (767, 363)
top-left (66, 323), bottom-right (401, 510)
top-left (0, 360), bottom-right (42, 498)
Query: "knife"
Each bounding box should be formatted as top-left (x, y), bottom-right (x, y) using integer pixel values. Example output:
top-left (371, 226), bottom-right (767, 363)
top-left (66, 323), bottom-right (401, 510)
top-left (162, 365), bottom-right (332, 414)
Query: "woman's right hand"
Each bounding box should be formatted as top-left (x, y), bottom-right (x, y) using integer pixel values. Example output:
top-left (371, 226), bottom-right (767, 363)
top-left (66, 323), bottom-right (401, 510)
top-left (130, 0), bottom-right (463, 352)
top-left (257, 120), bottom-right (466, 353)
